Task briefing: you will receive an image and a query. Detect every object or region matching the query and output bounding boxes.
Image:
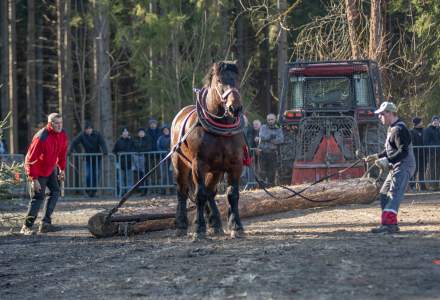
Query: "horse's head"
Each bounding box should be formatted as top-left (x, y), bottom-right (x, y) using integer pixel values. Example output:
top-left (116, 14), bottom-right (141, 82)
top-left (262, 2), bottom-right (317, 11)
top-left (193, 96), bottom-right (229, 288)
top-left (205, 61), bottom-right (243, 118)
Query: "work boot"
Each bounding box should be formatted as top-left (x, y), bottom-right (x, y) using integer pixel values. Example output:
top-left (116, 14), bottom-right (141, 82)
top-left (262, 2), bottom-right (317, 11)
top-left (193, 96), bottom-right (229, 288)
top-left (371, 224), bottom-right (400, 234)
top-left (20, 225), bottom-right (35, 236)
top-left (39, 222), bottom-right (62, 233)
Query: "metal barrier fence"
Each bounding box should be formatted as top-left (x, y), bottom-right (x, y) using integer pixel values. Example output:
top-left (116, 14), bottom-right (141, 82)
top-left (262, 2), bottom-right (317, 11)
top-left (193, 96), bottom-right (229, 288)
top-left (3, 145), bottom-right (439, 198)
top-left (409, 145), bottom-right (440, 191)
top-left (117, 152), bottom-right (174, 197)
top-left (65, 153), bottom-right (117, 196)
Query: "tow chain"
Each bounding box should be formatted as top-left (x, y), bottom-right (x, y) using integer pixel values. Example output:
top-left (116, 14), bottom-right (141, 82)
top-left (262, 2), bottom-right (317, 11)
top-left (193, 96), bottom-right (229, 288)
top-left (250, 158), bottom-right (365, 203)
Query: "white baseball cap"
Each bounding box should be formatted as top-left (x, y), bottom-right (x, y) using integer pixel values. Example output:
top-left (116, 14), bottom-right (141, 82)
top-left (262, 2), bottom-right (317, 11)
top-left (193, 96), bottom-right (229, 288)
top-left (374, 101), bottom-right (397, 114)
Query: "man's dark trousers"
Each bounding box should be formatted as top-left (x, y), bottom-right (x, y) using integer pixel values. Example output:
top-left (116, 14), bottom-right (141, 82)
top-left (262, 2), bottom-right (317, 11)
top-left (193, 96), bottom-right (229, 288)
top-left (260, 151), bottom-right (277, 186)
top-left (85, 156), bottom-right (101, 196)
top-left (24, 169), bottom-right (60, 228)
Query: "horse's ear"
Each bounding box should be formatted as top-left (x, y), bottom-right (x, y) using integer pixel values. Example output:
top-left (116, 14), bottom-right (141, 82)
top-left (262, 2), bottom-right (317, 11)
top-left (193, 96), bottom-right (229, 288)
top-left (212, 62), bottom-right (220, 75)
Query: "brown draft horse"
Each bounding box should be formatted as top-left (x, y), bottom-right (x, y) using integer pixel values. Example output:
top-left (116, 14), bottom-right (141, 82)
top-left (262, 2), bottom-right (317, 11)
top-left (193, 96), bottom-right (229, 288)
top-left (171, 61), bottom-right (246, 239)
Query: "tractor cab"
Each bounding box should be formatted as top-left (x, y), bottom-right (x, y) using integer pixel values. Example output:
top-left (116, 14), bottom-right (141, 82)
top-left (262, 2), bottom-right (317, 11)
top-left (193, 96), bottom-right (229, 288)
top-left (278, 60), bottom-right (385, 185)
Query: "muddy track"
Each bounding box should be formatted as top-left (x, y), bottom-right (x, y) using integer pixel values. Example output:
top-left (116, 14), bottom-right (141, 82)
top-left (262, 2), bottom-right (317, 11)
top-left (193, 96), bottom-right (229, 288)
top-left (1, 193), bottom-right (440, 299)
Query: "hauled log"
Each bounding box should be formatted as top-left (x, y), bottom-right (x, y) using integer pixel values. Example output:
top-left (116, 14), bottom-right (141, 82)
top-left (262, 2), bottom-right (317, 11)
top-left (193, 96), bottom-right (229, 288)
top-left (88, 178), bottom-right (378, 237)
top-left (131, 177), bottom-right (378, 234)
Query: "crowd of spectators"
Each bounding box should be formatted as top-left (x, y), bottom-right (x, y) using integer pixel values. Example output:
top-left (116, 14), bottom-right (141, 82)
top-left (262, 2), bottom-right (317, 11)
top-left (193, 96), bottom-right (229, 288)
top-left (2, 113), bottom-right (440, 196)
top-left (409, 115), bottom-right (440, 191)
top-left (67, 118), bottom-right (172, 197)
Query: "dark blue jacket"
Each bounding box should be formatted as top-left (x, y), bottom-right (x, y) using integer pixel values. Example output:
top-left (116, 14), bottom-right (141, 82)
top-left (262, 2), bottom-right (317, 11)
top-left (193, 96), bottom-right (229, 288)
top-left (69, 131), bottom-right (108, 154)
top-left (423, 125), bottom-right (440, 146)
top-left (147, 128), bottom-right (161, 151)
top-left (133, 136), bottom-right (152, 153)
top-left (0, 138), bottom-right (7, 154)
top-left (410, 127), bottom-right (424, 146)
top-left (113, 137), bottom-right (135, 170)
top-left (157, 134), bottom-right (170, 152)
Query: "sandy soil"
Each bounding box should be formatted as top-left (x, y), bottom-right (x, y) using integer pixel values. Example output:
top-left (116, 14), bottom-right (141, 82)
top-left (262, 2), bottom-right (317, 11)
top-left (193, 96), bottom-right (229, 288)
top-left (1, 192), bottom-right (440, 299)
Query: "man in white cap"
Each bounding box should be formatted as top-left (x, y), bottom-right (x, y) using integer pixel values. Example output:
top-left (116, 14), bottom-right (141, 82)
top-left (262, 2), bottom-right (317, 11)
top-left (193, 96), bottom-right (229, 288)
top-left (365, 102), bottom-right (416, 233)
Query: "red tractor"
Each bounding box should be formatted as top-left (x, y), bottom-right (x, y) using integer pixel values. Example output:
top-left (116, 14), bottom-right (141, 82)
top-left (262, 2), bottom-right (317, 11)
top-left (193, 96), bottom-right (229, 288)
top-left (278, 60), bottom-right (386, 184)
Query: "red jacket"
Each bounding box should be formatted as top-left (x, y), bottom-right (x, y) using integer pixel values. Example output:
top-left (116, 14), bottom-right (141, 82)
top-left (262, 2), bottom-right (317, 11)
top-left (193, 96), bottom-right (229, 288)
top-left (25, 124), bottom-right (68, 179)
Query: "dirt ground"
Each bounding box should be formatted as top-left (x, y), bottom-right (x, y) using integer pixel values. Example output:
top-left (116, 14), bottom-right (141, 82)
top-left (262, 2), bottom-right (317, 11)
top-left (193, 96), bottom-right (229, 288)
top-left (1, 191), bottom-right (440, 300)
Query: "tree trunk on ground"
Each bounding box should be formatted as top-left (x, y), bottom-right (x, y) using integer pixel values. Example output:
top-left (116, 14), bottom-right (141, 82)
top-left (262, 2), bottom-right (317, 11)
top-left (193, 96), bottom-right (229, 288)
top-left (26, 0), bottom-right (37, 141)
top-left (93, 0), bottom-right (113, 149)
top-left (277, 0), bottom-right (287, 107)
top-left (88, 178), bottom-right (379, 237)
top-left (345, 0), bottom-right (361, 59)
top-left (7, 0), bottom-right (18, 153)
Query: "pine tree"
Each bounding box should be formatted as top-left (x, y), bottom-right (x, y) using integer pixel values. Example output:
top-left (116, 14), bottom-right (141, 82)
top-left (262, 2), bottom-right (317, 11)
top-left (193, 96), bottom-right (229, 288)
top-left (0, 113), bottom-right (24, 227)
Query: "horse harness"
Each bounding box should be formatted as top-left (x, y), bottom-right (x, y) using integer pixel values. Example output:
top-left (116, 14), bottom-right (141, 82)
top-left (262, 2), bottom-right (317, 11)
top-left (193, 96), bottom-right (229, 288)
top-left (173, 87), bottom-right (247, 167)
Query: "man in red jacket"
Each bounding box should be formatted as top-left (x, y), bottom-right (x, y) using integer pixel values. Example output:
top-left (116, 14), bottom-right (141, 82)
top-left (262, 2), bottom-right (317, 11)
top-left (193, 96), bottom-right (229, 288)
top-left (21, 113), bottom-right (68, 235)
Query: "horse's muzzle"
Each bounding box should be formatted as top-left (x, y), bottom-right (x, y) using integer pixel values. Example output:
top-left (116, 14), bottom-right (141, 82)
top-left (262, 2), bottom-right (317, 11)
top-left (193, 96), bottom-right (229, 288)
top-left (229, 105), bottom-right (243, 117)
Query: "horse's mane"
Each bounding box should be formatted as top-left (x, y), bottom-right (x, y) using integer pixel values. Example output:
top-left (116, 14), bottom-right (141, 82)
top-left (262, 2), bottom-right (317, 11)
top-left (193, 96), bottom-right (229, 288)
top-left (203, 61), bottom-right (238, 87)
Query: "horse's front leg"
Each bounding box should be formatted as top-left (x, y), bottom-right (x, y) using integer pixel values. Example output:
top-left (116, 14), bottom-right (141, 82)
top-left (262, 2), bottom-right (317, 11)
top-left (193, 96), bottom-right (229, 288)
top-left (226, 169), bottom-right (244, 238)
top-left (205, 172), bottom-right (224, 236)
top-left (193, 160), bottom-right (208, 240)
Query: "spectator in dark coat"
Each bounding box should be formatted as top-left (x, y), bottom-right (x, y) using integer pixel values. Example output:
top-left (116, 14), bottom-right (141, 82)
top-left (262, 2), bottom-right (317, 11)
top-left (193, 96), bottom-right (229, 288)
top-left (147, 118), bottom-right (161, 151)
top-left (257, 114), bottom-right (284, 186)
top-left (410, 117), bottom-right (426, 191)
top-left (69, 122), bottom-right (108, 197)
top-left (113, 128), bottom-right (135, 195)
top-left (133, 128), bottom-right (152, 195)
top-left (423, 116), bottom-right (440, 145)
top-left (157, 126), bottom-right (172, 190)
top-left (157, 126), bottom-right (171, 152)
top-left (0, 128), bottom-right (8, 155)
top-left (423, 116), bottom-right (440, 190)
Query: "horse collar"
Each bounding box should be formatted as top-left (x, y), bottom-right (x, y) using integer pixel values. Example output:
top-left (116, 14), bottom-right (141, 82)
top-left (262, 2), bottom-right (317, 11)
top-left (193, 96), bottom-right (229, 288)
top-left (194, 87), bottom-right (245, 136)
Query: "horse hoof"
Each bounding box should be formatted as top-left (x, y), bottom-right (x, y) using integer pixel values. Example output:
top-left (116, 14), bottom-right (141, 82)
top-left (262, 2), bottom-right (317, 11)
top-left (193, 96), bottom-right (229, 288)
top-left (208, 228), bottom-right (225, 236)
top-left (192, 232), bottom-right (206, 241)
top-left (175, 228), bottom-right (187, 237)
top-left (230, 229), bottom-right (245, 239)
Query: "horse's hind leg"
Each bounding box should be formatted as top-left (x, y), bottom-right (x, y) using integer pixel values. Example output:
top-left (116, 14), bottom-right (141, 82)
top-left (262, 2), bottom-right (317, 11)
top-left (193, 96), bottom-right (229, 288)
top-left (174, 158), bottom-right (190, 237)
top-left (205, 172), bottom-right (224, 236)
top-left (226, 170), bottom-right (244, 238)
